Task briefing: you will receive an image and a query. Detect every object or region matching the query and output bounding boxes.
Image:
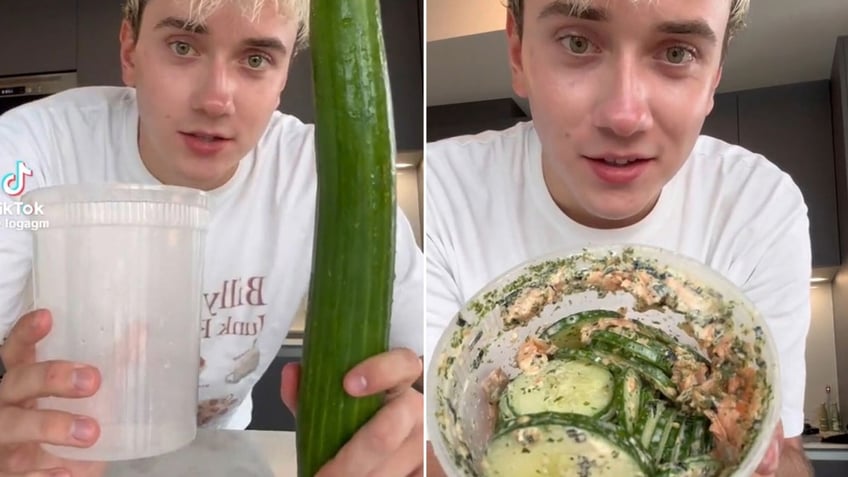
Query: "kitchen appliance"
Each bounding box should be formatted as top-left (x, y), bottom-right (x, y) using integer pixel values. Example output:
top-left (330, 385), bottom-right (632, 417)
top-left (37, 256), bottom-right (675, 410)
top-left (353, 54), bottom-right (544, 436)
top-left (0, 71), bottom-right (77, 115)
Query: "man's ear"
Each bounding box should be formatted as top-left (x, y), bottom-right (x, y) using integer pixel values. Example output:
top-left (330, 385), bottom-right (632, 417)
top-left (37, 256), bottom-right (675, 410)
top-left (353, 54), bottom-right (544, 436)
top-left (119, 19), bottom-right (139, 87)
top-left (506, 11), bottom-right (528, 98)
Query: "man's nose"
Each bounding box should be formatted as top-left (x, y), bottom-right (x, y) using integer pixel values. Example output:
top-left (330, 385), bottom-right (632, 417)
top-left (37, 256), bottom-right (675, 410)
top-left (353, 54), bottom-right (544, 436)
top-left (192, 60), bottom-right (236, 117)
top-left (592, 58), bottom-right (653, 137)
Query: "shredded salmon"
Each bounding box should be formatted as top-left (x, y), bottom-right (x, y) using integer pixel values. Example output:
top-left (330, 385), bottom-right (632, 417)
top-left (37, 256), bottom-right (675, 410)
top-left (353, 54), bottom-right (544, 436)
top-left (516, 337), bottom-right (556, 375)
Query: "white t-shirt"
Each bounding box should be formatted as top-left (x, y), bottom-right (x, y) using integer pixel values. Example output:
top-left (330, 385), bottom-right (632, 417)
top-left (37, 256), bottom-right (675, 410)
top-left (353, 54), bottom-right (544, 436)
top-left (0, 86), bottom-right (423, 430)
top-left (425, 121), bottom-right (811, 438)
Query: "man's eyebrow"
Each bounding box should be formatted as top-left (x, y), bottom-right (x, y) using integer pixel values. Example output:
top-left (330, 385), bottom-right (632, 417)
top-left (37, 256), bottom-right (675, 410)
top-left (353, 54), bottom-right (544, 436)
top-left (657, 20), bottom-right (718, 44)
top-left (153, 18), bottom-right (288, 55)
top-left (155, 16), bottom-right (207, 34)
top-left (538, 1), bottom-right (608, 22)
top-left (243, 37), bottom-right (288, 56)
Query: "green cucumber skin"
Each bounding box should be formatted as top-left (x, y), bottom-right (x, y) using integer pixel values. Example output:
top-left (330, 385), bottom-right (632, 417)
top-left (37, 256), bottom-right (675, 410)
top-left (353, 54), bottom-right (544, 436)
top-left (296, 1), bottom-right (396, 476)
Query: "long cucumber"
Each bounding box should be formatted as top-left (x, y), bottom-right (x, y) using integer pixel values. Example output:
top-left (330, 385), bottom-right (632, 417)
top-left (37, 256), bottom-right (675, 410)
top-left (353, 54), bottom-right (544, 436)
top-left (296, 1), bottom-right (396, 476)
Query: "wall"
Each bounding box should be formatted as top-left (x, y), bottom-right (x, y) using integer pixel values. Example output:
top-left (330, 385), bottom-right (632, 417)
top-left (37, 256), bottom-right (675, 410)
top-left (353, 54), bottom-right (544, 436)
top-left (807, 284), bottom-right (841, 427)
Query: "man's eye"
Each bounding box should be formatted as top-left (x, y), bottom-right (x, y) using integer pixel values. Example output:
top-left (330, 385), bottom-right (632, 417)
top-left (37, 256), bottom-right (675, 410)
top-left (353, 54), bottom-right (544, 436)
top-left (247, 55), bottom-right (268, 69)
top-left (562, 35), bottom-right (593, 54)
top-left (666, 46), bottom-right (695, 64)
top-left (170, 41), bottom-right (195, 56)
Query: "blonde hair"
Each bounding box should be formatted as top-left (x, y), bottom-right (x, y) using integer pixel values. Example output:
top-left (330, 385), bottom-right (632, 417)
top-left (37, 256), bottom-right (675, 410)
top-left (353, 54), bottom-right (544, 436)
top-left (123, 0), bottom-right (311, 51)
top-left (507, 0), bottom-right (750, 56)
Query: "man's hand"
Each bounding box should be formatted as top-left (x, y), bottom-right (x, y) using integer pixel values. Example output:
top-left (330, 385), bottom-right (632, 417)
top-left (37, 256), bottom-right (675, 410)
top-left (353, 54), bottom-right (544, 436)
top-left (754, 420), bottom-right (812, 477)
top-left (0, 309), bottom-right (106, 477)
top-left (281, 348), bottom-right (424, 477)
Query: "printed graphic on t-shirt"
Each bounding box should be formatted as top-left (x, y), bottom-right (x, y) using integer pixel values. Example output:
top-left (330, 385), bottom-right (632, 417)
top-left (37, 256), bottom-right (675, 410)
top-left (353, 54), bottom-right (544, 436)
top-left (197, 394), bottom-right (239, 426)
top-left (197, 275), bottom-right (269, 427)
top-left (226, 339), bottom-right (261, 384)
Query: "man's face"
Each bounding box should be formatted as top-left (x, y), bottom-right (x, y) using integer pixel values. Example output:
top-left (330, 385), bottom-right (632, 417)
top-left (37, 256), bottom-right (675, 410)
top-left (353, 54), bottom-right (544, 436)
top-left (509, 0), bottom-right (729, 228)
top-left (119, 0), bottom-right (298, 190)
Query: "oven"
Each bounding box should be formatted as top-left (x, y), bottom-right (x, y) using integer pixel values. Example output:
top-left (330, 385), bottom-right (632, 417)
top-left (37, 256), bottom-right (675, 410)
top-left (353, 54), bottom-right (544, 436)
top-left (0, 71), bottom-right (78, 116)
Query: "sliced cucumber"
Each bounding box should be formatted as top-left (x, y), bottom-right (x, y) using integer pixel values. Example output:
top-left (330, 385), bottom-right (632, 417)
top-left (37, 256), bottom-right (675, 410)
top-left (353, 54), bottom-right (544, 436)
top-left (655, 410), bottom-right (681, 462)
top-left (558, 347), bottom-right (678, 400)
top-left (648, 407), bottom-right (677, 459)
top-left (638, 401), bottom-right (666, 449)
top-left (498, 389), bottom-right (515, 421)
top-left (669, 418), bottom-right (689, 462)
top-left (615, 368), bottom-right (643, 434)
top-left (540, 309), bottom-right (623, 349)
top-left (590, 329), bottom-right (675, 374)
top-left (503, 359), bottom-right (615, 418)
top-left (656, 456), bottom-right (722, 477)
top-left (483, 413), bottom-right (652, 476)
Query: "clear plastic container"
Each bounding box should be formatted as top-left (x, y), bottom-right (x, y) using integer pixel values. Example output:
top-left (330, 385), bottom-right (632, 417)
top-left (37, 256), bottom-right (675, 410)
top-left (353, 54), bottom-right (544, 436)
top-left (21, 184), bottom-right (210, 462)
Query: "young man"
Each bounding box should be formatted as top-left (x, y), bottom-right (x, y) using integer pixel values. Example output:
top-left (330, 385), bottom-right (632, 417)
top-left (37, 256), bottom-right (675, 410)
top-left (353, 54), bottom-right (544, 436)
top-left (0, 1), bottom-right (424, 476)
top-left (426, 1), bottom-right (812, 476)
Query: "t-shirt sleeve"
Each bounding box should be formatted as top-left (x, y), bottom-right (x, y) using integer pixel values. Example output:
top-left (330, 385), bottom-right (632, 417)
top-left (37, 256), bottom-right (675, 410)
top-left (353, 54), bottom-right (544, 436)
top-left (388, 205), bottom-right (424, 357)
top-left (0, 109), bottom-right (50, 344)
top-left (736, 176), bottom-right (812, 439)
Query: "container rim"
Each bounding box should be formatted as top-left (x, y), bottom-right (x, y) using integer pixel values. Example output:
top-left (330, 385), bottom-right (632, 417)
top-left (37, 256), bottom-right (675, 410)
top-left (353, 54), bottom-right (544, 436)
top-left (20, 183), bottom-right (209, 209)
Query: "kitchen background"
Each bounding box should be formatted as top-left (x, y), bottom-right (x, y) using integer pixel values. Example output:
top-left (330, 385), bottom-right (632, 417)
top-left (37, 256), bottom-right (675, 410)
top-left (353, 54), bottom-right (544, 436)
top-left (426, 0), bottom-right (848, 472)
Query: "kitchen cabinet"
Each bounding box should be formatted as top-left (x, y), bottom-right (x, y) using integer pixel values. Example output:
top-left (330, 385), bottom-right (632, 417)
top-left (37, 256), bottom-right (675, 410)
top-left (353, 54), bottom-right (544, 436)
top-left (76, 0), bottom-right (124, 87)
top-left (832, 36), bottom-right (848, 264)
top-left (812, 459), bottom-right (848, 477)
top-left (248, 349), bottom-right (300, 432)
top-left (0, 0), bottom-right (78, 77)
top-left (737, 80), bottom-right (839, 268)
top-left (281, 0), bottom-right (423, 150)
top-left (701, 92), bottom-right (738, 145)
top-left (426, 98), bottom-right (529, 142)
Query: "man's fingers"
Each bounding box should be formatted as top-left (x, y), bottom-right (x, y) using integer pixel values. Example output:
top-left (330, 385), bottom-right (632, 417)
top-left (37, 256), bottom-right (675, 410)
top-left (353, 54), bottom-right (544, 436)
top-left (364, 423), bottom-right (423, 477)
top-left (426, 442), bottom-right (448, 477)
top-left (0, 406), bottom-right (99, 447)
top-left (280, 362), bottom-right (300, 415)
top-left (0, 310), bottom-right (52, 369)
top-left (755, 420), bottom-right (784, 475)
top-left (343, 348), bottom-right (422, 397)
top-left (0, 361), bottom-right (100, 405)
top-left (317, 389), bottom-right (421, 476)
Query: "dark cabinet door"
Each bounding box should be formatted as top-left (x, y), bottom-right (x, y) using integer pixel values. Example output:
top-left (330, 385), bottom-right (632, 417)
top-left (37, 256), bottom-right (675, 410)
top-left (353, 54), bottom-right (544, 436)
top-left (280, 0), bottom-right (423, 151)
top-left (0, 0), bottom-right (78, 77)
top-left (76, 0), bottom-right (124, 87)
top-left (426, 98), bottom-right (528, 142)
top-left (737, 80), bottom-right (839, 268)
top-left (248, 350), bottom-right (300, 432)
top-left (701, 92), bottom-right (738, 144)
top-left (832, 36), bottom-right (848, 263)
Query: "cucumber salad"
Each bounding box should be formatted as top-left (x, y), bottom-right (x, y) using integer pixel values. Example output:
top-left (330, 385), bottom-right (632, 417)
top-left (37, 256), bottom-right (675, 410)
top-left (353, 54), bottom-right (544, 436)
top-left (482, 308), bottom-right (748, 476)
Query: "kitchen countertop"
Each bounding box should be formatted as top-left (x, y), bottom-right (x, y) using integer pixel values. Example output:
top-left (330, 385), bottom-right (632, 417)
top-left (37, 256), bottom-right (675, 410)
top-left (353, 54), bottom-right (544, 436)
top-left (104, 429), bottom-right (296, 476)
top-left (803, 434), bottom-right (848, 461)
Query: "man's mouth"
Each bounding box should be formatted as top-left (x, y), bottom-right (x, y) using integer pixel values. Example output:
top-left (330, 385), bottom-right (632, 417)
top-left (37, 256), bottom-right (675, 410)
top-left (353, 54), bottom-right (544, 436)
top-left (181, 132), bottom-right (232, 142)
top-left (585, 156), bottom-right (652, 167)
top-left (600, 158), bottom-right (641, 167)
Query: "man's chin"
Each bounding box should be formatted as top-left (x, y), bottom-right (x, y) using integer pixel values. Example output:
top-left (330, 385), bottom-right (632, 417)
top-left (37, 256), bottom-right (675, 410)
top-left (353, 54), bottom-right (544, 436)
top-left (173, 159), bottom-right (239, 191)
top-left (575, 200), bottom-right (657, 229)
